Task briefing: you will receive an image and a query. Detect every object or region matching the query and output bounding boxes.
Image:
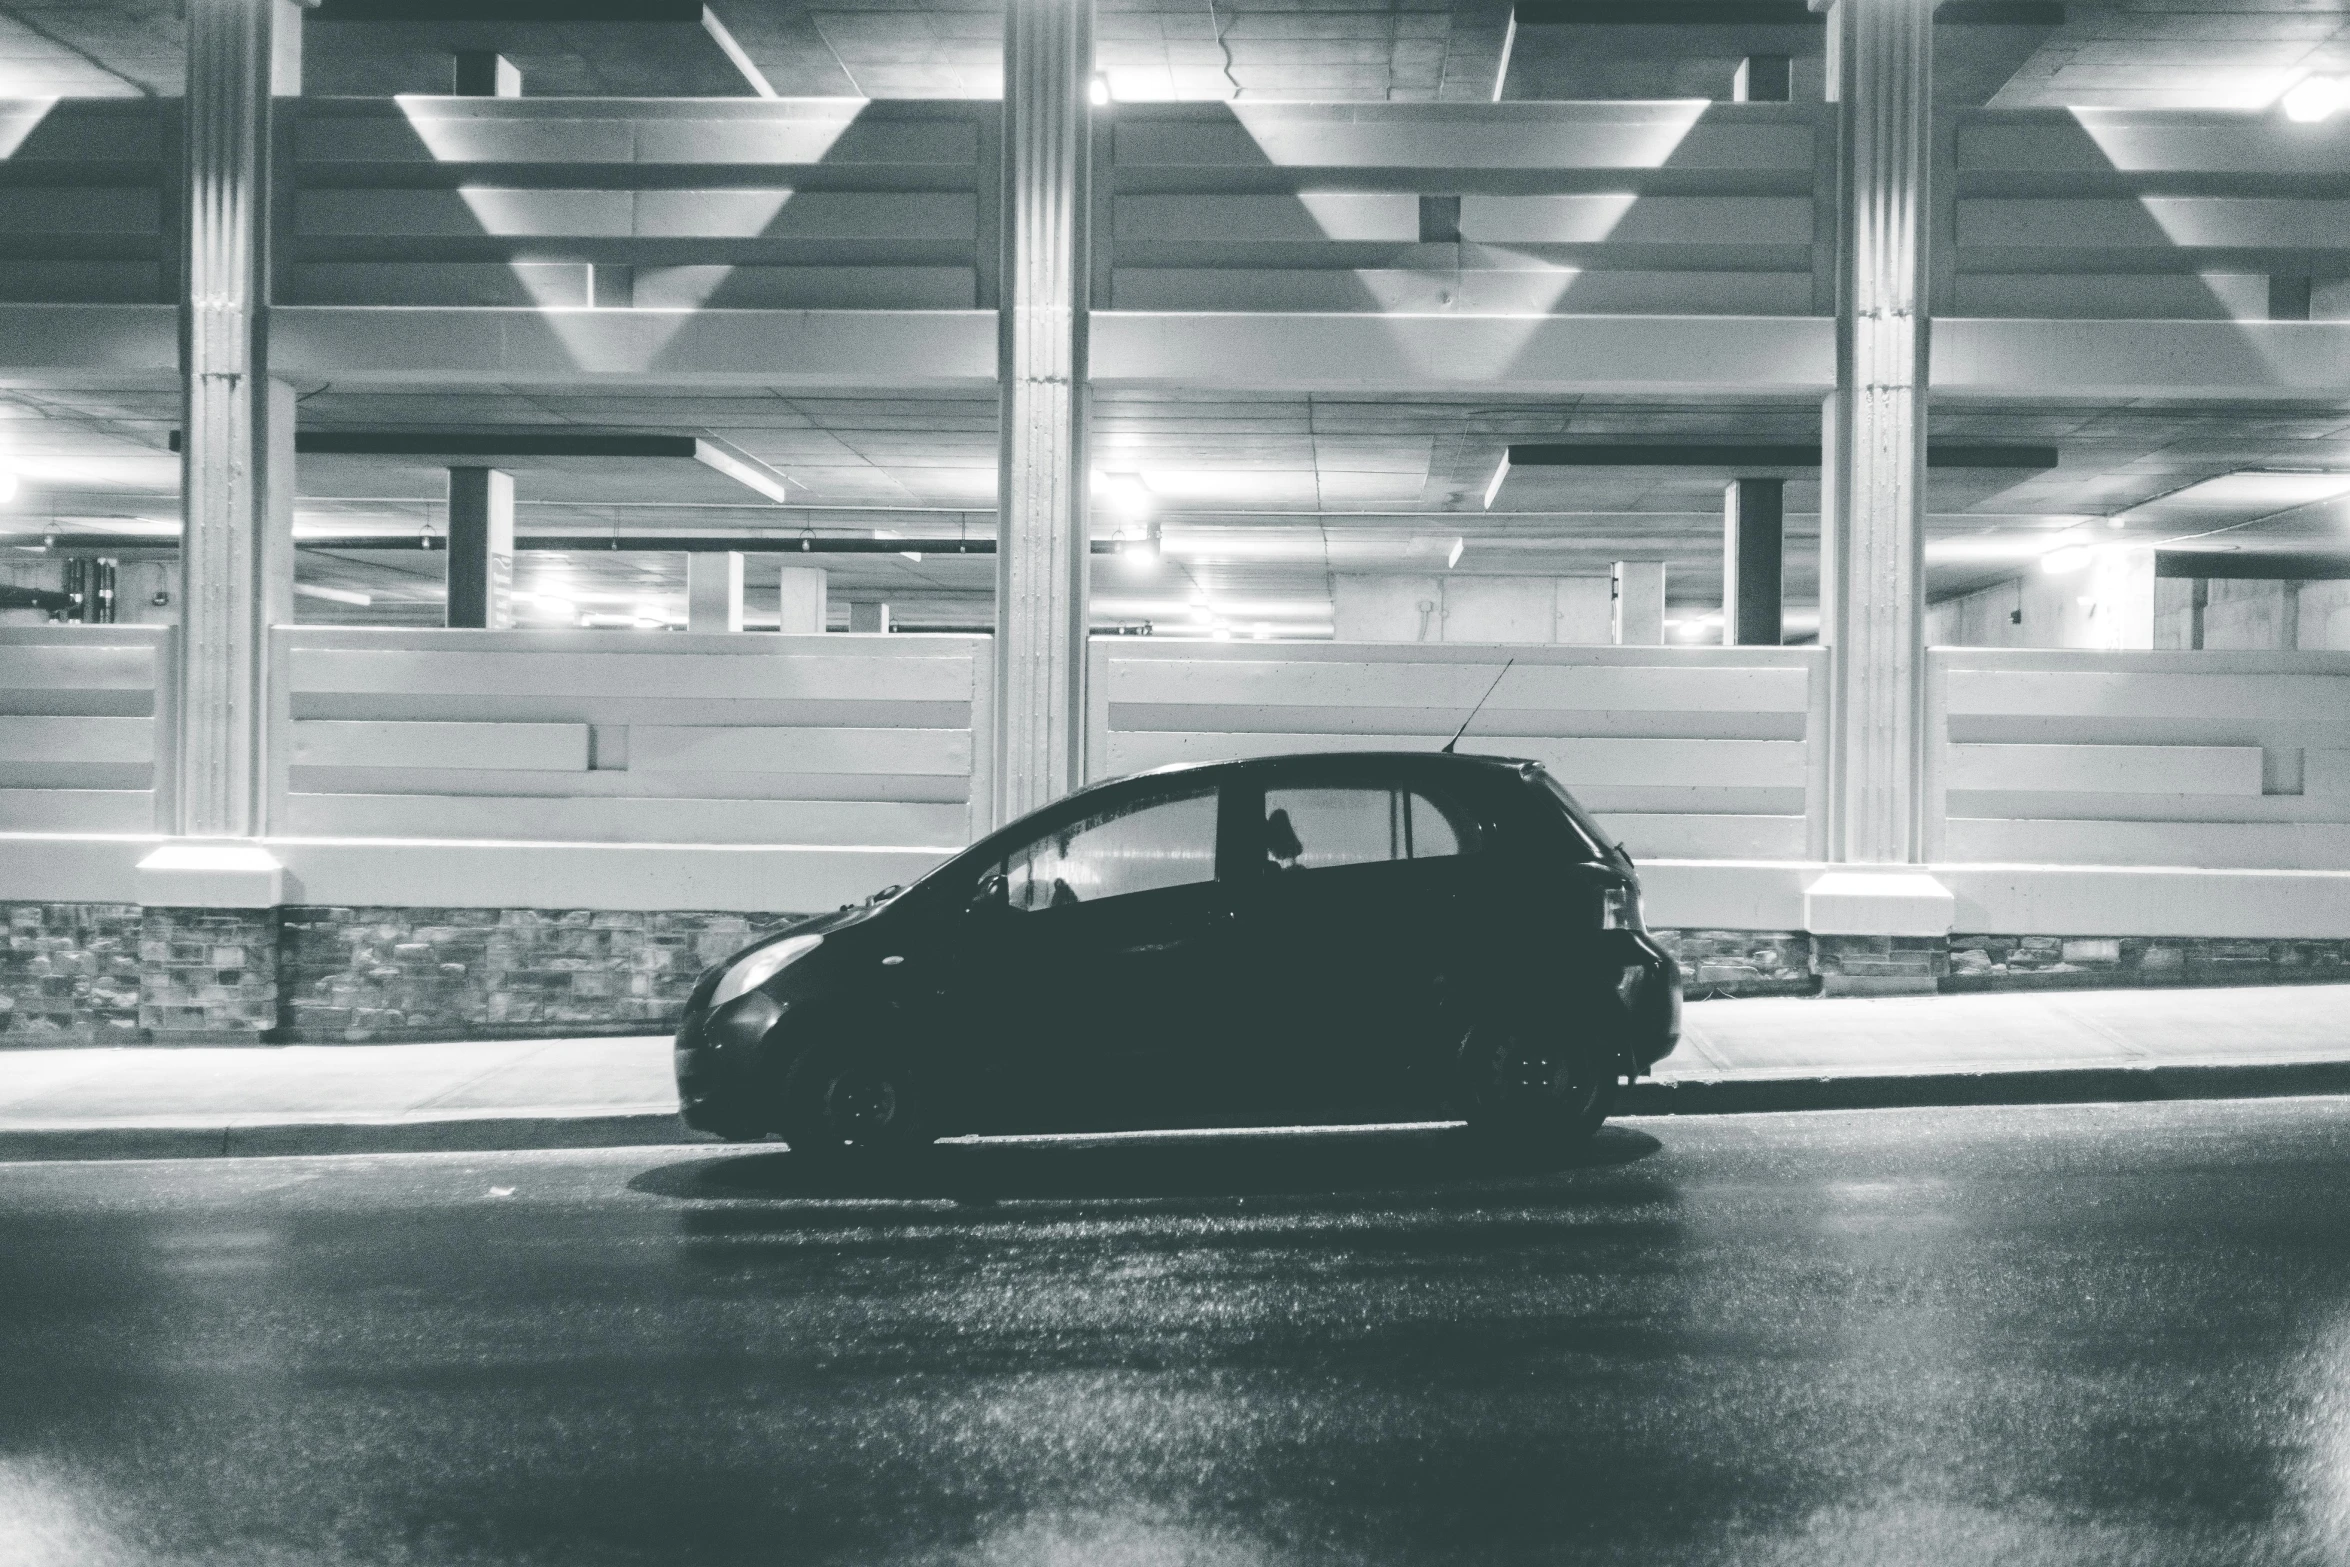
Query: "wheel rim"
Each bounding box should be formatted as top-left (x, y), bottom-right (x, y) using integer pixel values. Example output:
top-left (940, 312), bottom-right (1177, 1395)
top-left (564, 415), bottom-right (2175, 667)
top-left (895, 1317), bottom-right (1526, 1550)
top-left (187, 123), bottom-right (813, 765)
top-left (1479, 1028), bottom-right (1602, 1120)
top-left (821, 1065), bottom-right (900, 1139)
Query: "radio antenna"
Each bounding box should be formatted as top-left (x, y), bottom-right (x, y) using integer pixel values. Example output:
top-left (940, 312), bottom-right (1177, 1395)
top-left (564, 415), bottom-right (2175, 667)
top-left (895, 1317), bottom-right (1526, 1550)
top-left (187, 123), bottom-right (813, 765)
top-left (1442, 659), bottom-right (1514, 754)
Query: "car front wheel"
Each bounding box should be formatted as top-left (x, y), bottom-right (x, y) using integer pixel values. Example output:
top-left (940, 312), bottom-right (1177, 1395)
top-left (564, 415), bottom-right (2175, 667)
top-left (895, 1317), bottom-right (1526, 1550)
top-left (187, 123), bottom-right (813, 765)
top-left (1456, 1019), bottom-right (1618, 1150)
top-left (777, 1041), bottom-right (934, 1160)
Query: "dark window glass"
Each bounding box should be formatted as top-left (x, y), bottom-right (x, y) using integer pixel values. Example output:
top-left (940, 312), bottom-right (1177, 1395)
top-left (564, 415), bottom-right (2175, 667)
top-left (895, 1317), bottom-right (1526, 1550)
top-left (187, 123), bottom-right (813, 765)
top-left (1262, 785), bottom-right (1475, 872)
top-left (1000, 787), bottom-right (1218, 910)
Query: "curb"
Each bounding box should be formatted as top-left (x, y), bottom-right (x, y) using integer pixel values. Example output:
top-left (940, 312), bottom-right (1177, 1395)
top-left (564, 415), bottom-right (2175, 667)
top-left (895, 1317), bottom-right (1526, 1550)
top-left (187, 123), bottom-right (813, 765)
top-left (0, 1112), bottom-right (696, 1163)
top-left (1623, 1059), bottom-right (2350, 1116)
top-left (7, 1060), bottom-right (2350, 1163)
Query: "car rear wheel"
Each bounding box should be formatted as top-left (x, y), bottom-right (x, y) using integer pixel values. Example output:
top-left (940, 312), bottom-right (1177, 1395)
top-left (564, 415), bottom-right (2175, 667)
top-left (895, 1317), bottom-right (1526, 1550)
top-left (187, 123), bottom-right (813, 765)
top-left (1457, 1019), bottom-right (1618, 1150)
top-left (777, 1041), bottom-right (933, 1160)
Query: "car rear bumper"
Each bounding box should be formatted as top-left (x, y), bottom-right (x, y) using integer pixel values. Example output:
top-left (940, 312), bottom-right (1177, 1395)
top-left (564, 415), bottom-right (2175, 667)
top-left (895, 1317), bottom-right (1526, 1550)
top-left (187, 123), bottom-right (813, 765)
top-left (1625, 936), bottom-right (1681, 1072)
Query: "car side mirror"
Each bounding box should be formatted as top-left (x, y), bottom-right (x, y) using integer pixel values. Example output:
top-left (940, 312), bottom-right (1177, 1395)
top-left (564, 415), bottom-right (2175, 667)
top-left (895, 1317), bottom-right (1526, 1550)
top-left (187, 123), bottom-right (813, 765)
top-left (968, 871), bottom-right (1009, 913)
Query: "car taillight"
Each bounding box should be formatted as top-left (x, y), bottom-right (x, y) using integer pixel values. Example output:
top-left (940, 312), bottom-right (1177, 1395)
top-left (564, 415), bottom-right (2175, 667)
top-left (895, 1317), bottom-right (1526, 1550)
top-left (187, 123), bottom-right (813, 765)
top-left (1600, 884), bottom-right (1645, 931)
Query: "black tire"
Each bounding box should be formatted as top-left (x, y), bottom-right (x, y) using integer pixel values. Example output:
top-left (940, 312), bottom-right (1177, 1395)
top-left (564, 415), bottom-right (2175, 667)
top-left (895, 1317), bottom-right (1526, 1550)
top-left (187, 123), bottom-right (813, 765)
top-left (1456, 1017), bottom-right (1619, 1152)
top-left (776, 1040), bottom-right (933, 1160)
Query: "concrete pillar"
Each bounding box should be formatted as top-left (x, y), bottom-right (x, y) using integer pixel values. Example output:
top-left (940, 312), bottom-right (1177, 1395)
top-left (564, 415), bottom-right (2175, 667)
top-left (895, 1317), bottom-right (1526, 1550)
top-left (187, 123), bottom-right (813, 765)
top-left (687, 552), bottom-right (745, 633)
top-left (1723, 477), bottom-right (1785, 646)
top-left (776, 565), bottom-right (827, 633)
top-left (1820, 0), bottom-right (1933, 868)
top-left (1806, 0), bottom-right (1954, 956)
top-left (141, 0), bottom-right (301, 1040)
top-left (454, 51), bottom-right (521, 96)
top-left (1611, 561), bottom-right (1665, 645)
top-left (1556, 577), bottom-right (1613, 644)
top-left (849, 601), bottom-right (892, 634)
top-left (166, 0), bottom-right (297, 862)
top-left (1735, 54), bottom-right (1792, 101)
top-left (445, 468), bottom-right (513, 630)
top-left (993, 0), bottom-right (1094, 825)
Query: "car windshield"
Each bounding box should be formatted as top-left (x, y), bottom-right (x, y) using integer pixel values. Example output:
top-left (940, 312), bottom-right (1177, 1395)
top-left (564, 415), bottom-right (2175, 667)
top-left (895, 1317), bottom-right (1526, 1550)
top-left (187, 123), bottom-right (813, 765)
top-left (1529, 767), bottom-right (1623, 863)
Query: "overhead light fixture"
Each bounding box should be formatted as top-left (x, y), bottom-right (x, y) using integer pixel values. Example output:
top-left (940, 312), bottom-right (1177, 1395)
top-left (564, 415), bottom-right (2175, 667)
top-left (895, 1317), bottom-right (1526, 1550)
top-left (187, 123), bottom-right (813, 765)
top-left (294, 583), bottom-right (372, 606)
top-left (1095, 471), bottom-right (1151, 517)
top-left (2282, 74), bottom-right (2348, 122)
top-left (0, 466), bottom-right (17, 503)
top-left (2041, 545), bottom-right (2093, 574)
top-left (1090, 73), bottom-right (1112, 106)
top-left (1446, 538), bottom-right (1465, 569)
top-left (1117, 520), bottom-right (1161, 572)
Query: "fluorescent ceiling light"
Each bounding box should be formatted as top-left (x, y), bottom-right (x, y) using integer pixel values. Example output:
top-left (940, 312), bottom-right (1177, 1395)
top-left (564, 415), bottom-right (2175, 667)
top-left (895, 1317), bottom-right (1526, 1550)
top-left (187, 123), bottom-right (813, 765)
top-left (2282, 75), bottom-right (2348, 122)
top-left (295, 583), bottom-right (372, 606)
top-left (1924, 532), bottom-right (2078, 564)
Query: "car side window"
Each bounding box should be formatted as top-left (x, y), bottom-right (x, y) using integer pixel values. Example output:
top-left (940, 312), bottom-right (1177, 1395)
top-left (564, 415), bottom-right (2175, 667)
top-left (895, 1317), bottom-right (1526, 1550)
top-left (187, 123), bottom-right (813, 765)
top-left (1262, 785), bottom-right (1477, 872)
top-left (996, 786), bottom-right (1219, 911)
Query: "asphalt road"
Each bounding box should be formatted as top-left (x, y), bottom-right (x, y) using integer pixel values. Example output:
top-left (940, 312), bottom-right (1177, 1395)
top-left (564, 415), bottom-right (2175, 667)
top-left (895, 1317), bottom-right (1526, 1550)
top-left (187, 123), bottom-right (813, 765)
top-left (6, 1100), bottom-right (2350, 1566)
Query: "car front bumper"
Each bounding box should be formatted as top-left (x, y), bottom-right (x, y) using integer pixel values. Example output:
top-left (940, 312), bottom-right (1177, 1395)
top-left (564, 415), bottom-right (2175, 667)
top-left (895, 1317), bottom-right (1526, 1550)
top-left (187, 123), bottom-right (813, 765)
top-left (673, 992), bottom-right (785, 1134)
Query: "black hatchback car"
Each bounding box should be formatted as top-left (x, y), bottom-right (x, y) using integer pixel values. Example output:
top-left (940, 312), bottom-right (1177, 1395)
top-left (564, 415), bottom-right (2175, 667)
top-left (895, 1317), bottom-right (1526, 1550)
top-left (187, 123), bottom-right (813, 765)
top-left (675, 751), bottom-right (1679, 1156)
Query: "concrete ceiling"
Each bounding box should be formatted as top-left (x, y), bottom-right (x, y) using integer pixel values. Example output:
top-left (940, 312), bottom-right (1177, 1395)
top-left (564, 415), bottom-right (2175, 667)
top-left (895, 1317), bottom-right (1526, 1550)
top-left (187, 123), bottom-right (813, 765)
top-left (2, 1), bottom-right (2347, 635)
top-left (7, 2), bottom-right (2348, 108)
top-left (8, 383), bottom-right (2350, 634)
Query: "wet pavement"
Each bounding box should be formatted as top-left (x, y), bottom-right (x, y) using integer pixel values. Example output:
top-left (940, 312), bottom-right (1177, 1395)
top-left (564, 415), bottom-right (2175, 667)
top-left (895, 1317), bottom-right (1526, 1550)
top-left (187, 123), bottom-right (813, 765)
top-left (6, 1100), bottom-right (2350, 1566)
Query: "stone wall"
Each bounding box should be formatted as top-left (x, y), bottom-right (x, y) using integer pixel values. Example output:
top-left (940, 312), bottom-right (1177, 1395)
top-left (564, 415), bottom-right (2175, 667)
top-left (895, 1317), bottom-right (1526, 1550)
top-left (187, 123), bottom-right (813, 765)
top-left (1, 903), bottom-right (142, 1045)
top-left (278, 907), bottom-right (809, 1043)
top-left (1944, 934), bottom-right (2350, 992)
top-left (10, 901), bottom-right (2350, 1045)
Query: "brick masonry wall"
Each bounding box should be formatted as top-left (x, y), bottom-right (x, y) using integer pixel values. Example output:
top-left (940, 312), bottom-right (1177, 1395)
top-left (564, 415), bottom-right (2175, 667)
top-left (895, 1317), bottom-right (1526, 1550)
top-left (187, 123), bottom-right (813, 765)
top-left (10, 901), bottom-right (2350, 1045)
top-left (1, 903), bottom-right (142, 1045)
top-left (277, 907), bottom-right (810, 1043)
top-left (1945, 933), bottom-right (2350, 992)
top-left (1652, 929), bottom-right (1815, 998)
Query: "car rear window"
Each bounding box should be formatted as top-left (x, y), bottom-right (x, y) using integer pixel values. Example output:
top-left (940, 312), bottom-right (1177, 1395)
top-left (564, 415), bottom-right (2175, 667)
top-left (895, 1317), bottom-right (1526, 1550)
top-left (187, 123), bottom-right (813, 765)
top-left (1529, 767), bottom-right (1622, 862)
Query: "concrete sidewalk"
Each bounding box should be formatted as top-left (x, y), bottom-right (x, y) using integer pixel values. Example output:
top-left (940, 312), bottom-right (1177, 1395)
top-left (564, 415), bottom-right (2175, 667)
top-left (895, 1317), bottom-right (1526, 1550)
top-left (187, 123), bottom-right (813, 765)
top-left (4, 983), bottom-right (2350, 1161)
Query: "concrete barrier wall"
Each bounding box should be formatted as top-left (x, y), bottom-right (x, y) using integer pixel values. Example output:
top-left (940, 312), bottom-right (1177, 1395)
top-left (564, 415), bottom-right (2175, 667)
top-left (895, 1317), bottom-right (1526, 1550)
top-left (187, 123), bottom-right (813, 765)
top-left (273, 626), bottom-right (989, 849)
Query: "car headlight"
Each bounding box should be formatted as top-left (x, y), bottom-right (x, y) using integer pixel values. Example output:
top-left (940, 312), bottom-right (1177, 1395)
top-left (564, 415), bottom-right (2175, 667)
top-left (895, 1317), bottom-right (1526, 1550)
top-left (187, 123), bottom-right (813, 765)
top-left (709, 934), bottom-right (822, 1008)
top-left (1600, 884), bottom-right (1645, 931)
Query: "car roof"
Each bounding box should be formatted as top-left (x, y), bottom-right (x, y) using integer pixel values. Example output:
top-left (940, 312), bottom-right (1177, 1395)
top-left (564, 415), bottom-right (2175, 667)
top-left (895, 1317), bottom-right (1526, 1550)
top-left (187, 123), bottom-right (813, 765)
top-left (1106, 749), bottom-right (1538, 795)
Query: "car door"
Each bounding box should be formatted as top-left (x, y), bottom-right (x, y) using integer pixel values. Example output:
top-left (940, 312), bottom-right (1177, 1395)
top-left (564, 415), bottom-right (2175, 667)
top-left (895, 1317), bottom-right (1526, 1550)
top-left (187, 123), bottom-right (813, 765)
top-left (1231, 767), bottom-right (1487, 1122)
top-left (944, 779), bottom-right (1238, 1132)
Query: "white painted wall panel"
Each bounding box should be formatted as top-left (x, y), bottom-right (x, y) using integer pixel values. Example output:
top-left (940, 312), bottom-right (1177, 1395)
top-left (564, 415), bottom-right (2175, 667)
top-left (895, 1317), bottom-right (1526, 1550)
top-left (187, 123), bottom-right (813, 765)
top-left (293, 720), bottom-right (590, 772)
top-left (1948, 816), bottom-right (2350, 872)
top-left (289, 647), bottom-right (976, 704)
top-left (1948, 741), bottom-right (2263, 797)
top-left (0, 788), bottom-right (152, 833)
top-left (281, 793), bottom-right (970, 848)
top-left (0, 715), bottom-right (152, 767)
top-left (1106, 656), bottom-right (1809, 714)
top-left (1459, 194), bottom-right (1812, 246)
top-left (1103, 730), bottom-right (1805, 787)
top-left (628, 725), bottom-right (971, 776)
top-left (1944, 668), bottom-right (2350, 722)
top-left (0, 637), bottom-right (159, 695)
top-left (1591, 812), bottom-right (1808, 860)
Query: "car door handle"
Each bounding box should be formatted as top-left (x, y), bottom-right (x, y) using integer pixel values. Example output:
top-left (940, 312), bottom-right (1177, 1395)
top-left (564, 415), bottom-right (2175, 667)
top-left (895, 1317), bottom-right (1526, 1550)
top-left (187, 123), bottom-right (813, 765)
top-left (1117, 937), bottom-right (1192, 955)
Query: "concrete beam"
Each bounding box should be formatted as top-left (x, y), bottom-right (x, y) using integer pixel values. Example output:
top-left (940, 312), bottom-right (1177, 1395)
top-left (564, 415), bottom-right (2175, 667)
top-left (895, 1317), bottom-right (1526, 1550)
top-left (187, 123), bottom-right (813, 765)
top-left (267, 306), bottom-right (998, 387)
top-left (1933, 319), bottom-right (2350, 400)
top-left (1093, 312), bottom-right (1836, 394)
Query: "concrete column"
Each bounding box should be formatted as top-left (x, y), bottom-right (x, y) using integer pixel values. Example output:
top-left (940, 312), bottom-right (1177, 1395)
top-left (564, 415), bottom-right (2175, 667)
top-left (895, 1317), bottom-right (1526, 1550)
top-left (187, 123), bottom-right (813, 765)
top-left (1556, 577), bottom-right (1613, 644)
top-left (1611, 561), bottom-right (1665, 645)
top-left (1820, 0), bottom-right (1933, 867)
top-left (454, 51), bottom-right (521, 96)
top-left (687, 552), bottom-right (745, 633)
top-left (849, 601), bottom-right (892, 634)
top-left (776, 565), bottom-right (827, 633)
top-left (993, 0), bottom-right (1094, 825)
top-left (1723, 477), bottom-right (1785, 646)
top-left (1807, 0), bottom-right (1953, 954)
top-left (445, 468), bottom-right (513, 630)
top-left (166, 0), bottom-right (296, 865)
